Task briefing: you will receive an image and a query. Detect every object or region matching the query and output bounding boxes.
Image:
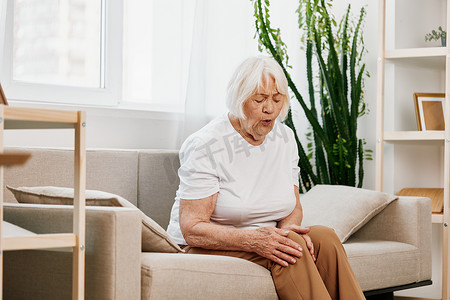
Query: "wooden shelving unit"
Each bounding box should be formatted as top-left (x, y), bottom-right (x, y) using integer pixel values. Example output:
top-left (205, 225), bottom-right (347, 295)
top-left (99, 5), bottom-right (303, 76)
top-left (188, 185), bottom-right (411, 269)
top-left (377, 0), bottom-right (450, 299)
top-left (384, 131), bottom-right (445, 141)
top-left (0, 105), bottom-right (86, 299)
top-left (385, 47), bottom-right (446, 59)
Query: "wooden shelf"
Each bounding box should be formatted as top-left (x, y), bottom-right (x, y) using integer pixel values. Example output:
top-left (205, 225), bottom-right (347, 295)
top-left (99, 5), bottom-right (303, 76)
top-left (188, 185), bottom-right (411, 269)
top-left (0, 153), bottom-right (31, 166)
top-left (385, 47), bottom-right (447, 59)
top-left (0, 105), bottom-right (86, 299)
top-left (3, 106), bottom-right (80, 129)
top-left (384, 131), bottom-right (445, 141)
top-left (377, 0), bottom-right (450, 297)
top-left (3, 234), bottom-right (77, 251)
top-left (4, 107), bottom-right (78, 124)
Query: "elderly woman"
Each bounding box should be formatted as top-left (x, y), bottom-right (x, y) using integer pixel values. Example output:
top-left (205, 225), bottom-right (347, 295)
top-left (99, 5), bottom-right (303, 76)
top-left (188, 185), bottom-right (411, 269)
top-left (167, 56), bottom-right (365, 300)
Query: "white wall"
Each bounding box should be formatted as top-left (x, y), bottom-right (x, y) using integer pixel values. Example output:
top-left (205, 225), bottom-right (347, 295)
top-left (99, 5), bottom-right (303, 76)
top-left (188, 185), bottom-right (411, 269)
top-left (3, 102), bottom-right (183, 150)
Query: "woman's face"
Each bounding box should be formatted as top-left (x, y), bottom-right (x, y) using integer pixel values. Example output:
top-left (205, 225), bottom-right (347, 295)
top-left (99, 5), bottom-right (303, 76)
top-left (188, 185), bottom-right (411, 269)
top-left (239, 76), bottom-right (284, 144)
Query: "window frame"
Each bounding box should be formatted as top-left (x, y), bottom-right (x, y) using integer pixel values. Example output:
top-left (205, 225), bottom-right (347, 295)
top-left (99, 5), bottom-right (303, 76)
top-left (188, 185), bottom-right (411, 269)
top-left (0, 0), bottom-right (123, 107)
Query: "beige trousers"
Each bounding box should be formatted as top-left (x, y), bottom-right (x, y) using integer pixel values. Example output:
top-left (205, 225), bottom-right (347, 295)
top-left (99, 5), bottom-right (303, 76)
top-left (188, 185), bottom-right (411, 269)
top-left (186, 225), bottom-right (365, 300)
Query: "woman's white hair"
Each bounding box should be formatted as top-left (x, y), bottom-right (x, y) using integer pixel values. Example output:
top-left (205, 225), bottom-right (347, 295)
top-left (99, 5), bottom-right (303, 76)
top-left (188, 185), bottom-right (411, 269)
top-left (226, 56), bottom-right (290, 121)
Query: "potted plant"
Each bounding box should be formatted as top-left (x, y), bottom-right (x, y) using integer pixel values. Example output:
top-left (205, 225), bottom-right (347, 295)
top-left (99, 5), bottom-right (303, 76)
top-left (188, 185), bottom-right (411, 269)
top-left (425, 26), bottom-right (447, 46)
top-left (252, 0), bottom-right (372, 192)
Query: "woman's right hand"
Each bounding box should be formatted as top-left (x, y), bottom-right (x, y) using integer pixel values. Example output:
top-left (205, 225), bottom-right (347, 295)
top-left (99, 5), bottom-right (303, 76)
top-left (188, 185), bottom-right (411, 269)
top-left (245, 227), bottom-right (303, 267)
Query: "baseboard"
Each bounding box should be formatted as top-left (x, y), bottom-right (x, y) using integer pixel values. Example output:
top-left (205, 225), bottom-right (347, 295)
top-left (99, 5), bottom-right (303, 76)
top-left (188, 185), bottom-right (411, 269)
top-left (364, 281), bottom-right (433, 297)
top-left (394, 297), bottom-right (440, 300)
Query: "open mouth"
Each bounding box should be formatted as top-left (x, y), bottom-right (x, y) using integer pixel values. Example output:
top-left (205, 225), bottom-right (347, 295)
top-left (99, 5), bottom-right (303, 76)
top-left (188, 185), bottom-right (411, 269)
top-left (261, 119), bottom-right (272, 126)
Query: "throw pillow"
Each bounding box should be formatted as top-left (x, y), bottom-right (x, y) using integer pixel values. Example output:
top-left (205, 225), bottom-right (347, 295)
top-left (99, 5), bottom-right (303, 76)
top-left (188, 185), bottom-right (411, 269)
top-left (7, 186), bottom-right (121, 206)
top-left (7, 185), bottom-right (183, 253)
top-left (300, 185), bottom-right (398, 243)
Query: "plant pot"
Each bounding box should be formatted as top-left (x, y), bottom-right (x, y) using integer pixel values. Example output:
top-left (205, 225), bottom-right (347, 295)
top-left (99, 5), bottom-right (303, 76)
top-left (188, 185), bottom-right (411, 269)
top-left (442, 37), bottom-right (447, 47)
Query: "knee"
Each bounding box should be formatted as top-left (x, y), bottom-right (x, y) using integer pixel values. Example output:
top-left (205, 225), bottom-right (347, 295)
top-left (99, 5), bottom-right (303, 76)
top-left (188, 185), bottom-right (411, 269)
top-left (310, 225), bottom-right (341, 247)
top-left (287, 231), bottom-right (308, 248)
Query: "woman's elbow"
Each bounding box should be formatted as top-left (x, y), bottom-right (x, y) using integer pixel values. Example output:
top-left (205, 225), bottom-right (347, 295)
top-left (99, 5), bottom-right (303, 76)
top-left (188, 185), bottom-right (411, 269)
top-left (180, 218), bottom-right (203, 247)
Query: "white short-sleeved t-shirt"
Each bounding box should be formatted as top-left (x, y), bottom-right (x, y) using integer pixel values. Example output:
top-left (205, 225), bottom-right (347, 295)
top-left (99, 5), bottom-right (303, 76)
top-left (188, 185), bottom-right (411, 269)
top-left (166, 113), bottom-right (300, 245)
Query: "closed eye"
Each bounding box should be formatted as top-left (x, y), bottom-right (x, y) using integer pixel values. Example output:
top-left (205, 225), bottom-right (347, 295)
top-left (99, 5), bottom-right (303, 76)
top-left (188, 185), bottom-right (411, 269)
top-left (273, 93), bottom-right (283, 102)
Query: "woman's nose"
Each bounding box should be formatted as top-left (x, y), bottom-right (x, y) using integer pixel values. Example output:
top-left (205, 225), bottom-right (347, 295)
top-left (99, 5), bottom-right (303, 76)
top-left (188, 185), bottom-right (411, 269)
top-left (263, 100), bottom-right (274, 114)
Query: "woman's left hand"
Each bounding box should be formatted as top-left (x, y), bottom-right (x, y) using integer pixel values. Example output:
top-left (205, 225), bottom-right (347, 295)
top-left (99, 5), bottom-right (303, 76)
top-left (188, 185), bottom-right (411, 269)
top-left (283, 224), bottom-right (316, 262)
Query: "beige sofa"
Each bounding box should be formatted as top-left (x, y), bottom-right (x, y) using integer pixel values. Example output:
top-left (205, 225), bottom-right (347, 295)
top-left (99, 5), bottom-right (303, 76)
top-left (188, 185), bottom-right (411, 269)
top-left (1, 148), bottom-right (432, 299)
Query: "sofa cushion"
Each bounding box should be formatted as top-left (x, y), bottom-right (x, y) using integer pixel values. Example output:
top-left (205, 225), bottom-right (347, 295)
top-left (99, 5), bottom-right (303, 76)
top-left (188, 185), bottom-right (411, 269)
top-left (7, 186), bottom-right (182, 253)
top-left (344, 238), bottom-right (419, 291)
top-left (7, 186), bottom-right (121, 206)
top-left (300, 185), bottom-right (397, 242)
top-left (141, 253), bottom-right (278, 300)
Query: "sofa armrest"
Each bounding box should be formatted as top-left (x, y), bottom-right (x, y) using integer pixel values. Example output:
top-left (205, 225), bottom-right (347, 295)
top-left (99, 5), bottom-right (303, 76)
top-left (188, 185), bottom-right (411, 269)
top-left (350, 196), bottom-right (432, 282)
top-left (351, 196), bottom-right (431, 246)
top-left (3, 203), bottom-right (141, 300)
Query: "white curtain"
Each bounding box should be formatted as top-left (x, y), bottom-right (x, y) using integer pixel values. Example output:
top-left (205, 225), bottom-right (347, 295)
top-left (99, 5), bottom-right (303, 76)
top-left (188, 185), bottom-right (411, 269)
top-left (177, 0), bottom-right (260, 146)
top-left (0, 0), bottom-right (7, 72)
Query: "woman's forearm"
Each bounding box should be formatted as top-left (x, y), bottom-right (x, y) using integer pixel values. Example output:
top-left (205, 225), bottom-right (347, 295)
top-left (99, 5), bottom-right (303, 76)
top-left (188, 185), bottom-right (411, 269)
top-left (179, 195), bottom-right (257, 252)
top-left (184, 218), bottom-right (304, 267)
top-left (183, 221), bottom-right (256, 251)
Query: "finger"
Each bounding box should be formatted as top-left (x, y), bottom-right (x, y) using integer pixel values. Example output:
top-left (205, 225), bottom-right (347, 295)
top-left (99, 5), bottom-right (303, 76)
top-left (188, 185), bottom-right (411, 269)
top-left (279, 236), bottom-right (303, 253)
top-left (309, 245), bottom-right (315, 261)
top-left (296, 226), bottom-right (311, 234)
top-left (277, 243), bottom-right (303, 258)
top-left (273, 249), bottom-right (297, 265)
top-left (285, 225), bottom-right (311, 235)
top-left (275, 228), bottom-right (291, 237)
top-left (301, 234), bottom-right (315, 261)
top-left (269, 254), bottom-right (289, 267)
top-left (285, 224), bottom-right (300, 232)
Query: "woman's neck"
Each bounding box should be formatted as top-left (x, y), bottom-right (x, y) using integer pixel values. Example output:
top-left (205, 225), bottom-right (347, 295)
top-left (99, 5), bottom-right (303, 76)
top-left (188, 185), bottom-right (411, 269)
top-left (228, 113), bottom-right (265, 146)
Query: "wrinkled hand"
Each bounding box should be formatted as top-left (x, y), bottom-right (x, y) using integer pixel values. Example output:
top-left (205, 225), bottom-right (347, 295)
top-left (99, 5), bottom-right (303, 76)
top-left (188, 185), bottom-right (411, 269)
top-left (246, 227), bottom-right (303, 267)
top-left (282, 225), bottom-right (315, 261)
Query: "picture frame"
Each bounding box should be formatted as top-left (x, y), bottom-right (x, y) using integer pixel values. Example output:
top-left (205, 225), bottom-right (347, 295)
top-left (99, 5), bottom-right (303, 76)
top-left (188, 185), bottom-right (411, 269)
top-left (0, 83), bottom-right (8, 105)
top-left (414, 93), bottom-right (445, 131)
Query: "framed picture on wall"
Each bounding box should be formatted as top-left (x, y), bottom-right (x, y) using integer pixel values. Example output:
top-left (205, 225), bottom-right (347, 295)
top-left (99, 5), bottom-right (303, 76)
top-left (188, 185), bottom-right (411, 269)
top-left (0, 83), bottom-right (8, 105)
top-left (414, 93), bottom-right (445, 131)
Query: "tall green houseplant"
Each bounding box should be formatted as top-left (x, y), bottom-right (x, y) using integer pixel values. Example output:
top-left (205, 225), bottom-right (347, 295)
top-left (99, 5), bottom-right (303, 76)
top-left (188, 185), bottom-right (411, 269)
top-left (252, 0), bottom-right (372, 192)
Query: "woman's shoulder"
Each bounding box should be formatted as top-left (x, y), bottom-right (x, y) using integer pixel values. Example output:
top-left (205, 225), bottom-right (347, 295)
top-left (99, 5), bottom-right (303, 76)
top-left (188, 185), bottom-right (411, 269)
top-left (197, 115), bottom-right (229, 137)
top-left (181, 114), bottom-right (231, 151)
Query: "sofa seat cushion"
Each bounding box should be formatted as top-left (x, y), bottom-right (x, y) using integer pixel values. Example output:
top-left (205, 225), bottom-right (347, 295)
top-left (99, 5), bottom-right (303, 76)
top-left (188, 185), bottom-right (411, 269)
top-left (344, 238), bottom-right (419, 291)
top-left (141, 253), bottom-right (278, 300)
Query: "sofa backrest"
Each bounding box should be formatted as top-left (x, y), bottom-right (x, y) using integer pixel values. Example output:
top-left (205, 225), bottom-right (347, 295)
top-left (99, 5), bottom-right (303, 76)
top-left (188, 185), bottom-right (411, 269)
top-left (3, 147), bottom-right (180, 229)
top-left (137, 150), bottom-right (180, 229)
top-left (3, 147), bottom-right (140, 205)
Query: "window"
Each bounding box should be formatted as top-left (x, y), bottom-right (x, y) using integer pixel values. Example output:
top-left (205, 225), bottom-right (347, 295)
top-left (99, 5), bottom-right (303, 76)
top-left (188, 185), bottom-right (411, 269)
top-left (12, 0), bottom-right (104, 88)
top-left (0, 0), bottom-right (191, 111)
top-left (1, 0), bottom-right (121, 106)
top-left (1, 0), bottom-right (251, 113)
